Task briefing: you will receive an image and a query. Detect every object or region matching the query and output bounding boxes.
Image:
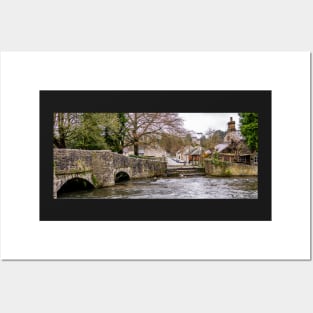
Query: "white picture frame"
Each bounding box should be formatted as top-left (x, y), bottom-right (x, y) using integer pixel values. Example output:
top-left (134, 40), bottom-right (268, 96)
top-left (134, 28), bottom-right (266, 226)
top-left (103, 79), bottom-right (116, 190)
top-left (0, 51), bottom-right (310, 260)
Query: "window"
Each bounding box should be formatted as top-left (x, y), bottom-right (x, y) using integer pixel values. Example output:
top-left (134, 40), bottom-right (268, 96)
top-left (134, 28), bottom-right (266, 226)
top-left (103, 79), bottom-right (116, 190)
top-left (254, 155), bottom-right (258, 164)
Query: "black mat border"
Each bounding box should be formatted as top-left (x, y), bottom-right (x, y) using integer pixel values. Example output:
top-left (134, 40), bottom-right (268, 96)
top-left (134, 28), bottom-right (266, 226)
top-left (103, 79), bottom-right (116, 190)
top-left (40, 90), bottom-right (271, 221)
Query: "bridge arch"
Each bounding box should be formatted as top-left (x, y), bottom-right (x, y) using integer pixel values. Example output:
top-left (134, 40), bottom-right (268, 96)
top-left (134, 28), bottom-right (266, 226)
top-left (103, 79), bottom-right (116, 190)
top-left (114, 169), bottom-right (131, 183)
top-left (57, 176), bottom-right (95, 196)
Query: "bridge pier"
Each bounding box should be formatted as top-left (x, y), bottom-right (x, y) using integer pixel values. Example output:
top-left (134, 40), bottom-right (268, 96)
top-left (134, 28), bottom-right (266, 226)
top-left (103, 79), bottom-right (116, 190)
top-left (53, 177), bottom-right (63, 199)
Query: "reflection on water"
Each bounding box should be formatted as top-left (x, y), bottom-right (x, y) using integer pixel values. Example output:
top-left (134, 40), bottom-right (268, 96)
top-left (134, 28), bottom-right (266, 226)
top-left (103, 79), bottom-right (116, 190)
top-left (58, 176), bottom-right (258, 199)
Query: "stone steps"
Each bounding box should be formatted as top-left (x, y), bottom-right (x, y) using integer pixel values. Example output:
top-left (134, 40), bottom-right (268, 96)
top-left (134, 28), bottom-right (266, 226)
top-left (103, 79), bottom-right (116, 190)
top-left (166, 167), bottom-right (206, 177)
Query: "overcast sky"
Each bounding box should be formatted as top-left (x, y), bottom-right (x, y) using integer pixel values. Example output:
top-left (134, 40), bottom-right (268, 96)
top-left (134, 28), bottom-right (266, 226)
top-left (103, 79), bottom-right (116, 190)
top-left (178, 113), bottom-right (240, 134)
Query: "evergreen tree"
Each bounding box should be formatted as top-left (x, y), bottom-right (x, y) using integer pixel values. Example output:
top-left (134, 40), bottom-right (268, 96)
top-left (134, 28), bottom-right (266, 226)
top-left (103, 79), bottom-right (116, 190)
top-left (104, 113), bottom-right (127, 153)
top-left (69, 113), bottom-right (108, 150)
top-left (239, 113), bottom-right (258, 152)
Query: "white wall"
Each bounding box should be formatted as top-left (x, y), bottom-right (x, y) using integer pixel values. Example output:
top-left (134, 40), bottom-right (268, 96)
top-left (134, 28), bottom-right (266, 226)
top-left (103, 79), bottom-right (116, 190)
top-left (0, 1), bottom-right (312, 313)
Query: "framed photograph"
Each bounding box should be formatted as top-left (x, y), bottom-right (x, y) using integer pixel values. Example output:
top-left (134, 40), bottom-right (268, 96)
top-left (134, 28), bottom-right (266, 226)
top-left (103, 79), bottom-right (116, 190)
top-left (41, 90), bottom-right (271, 221)
top-left (0, 52), bottom-right (310, 260)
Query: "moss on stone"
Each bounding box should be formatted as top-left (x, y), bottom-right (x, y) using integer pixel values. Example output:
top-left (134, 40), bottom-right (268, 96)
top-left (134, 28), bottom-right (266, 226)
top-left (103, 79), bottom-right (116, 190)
top-left (223, 168), bottom-right (232, 177)
top-left (91, 174), bottom-right (98, 186)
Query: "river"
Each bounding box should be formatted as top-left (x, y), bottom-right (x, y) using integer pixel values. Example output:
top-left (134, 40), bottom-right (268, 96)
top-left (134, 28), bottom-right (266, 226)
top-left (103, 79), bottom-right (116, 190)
top-left (58, 176), bottom-right (258, 199)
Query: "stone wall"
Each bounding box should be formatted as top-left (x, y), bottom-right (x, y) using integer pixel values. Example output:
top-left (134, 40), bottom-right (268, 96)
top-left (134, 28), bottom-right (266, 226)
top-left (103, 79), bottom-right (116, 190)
top-left (54, 149), bottom-right (94, 172)
top-left (54, 149), bottom-right (167, 190)
top-left (204, 159), bottom-right (258, 176)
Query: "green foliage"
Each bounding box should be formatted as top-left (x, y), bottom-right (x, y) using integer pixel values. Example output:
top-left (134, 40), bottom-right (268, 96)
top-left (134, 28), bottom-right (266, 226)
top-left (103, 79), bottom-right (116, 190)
top-left (210, 152), bottom-right (232, 176)
top-left (224, 168), bottom-right (232, 176)
top-left (211, 151), bottom-right (221, 165)
top-left (128, 154), bottom-right (145, 159)
top-left (91, 174), bottom-right (98, 186)
top-left (239, 113), bottom-right (258, 152)
top-left (54, 113), bottom-right (126, 151)
top-left (104, 113), bottom-right (127, 153)
top-left (68, 113), bottom-right (109, 150)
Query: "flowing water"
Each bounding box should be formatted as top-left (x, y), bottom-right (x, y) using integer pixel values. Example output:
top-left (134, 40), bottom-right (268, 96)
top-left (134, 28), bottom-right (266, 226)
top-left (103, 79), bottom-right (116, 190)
top-left (58, 176), bottom-right (258, 199)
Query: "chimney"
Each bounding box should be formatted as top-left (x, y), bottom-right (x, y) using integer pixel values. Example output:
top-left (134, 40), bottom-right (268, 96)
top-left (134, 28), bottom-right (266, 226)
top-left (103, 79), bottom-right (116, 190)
top-left (227, 116), bottom-right (236, 132)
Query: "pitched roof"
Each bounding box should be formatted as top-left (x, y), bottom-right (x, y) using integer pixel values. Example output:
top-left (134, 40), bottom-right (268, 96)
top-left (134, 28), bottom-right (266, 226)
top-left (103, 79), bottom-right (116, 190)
top-left (191, 147), bottom-right (202, 155)
top-left (215, 143), bottom-right (230, 153)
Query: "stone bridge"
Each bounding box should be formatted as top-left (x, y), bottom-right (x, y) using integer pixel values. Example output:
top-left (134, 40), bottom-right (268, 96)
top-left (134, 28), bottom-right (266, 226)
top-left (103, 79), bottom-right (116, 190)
top-left (53, 149), bottom-right (167, 198)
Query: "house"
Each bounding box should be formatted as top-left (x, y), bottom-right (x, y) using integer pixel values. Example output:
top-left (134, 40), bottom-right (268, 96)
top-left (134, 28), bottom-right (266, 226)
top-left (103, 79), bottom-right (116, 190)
top-left (223, 117), bottom-right (242, 144)
top-left (176, 145), bottom-right (212, 166)
top-left (123, 144), bottom-right (167, 158)
top-left (213, 118), bottom-right (241, 162)
top-left (176, 145), bottom-right (194, 163)
top-left (214, 117), bottom-right (257, 165)
top-left (215, 143), bottom-right (232, 153)
top-left (189, 146), bottom-right (202, 165)
top-left (238, 152), bottom-right (258, 165)
top-left (176, 146), bottom-right (202, 165)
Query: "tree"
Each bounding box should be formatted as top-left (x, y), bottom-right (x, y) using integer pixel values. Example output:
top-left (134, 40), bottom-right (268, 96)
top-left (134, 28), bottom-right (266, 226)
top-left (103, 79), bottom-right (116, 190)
top-left (53, 113), bottom-right (80, 148)
top-left (159, 133), bottom-right (185, 155)
top-left (184, 133), bottom-right (193, 146)
top-left (104, 113), bottom-right (127, 153)
top-left (124, 113), bottom-right (184, 155)
top-left (204, 128), bottom-right (225, 150)
top-left (200, 135), bottom-right (207, 147)
top-left (53, 113), bottom-right (122, 150)
top-left (239, 113), bottom-right (258, 152)
top-left (68, 113), bottom-right (109, 150)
